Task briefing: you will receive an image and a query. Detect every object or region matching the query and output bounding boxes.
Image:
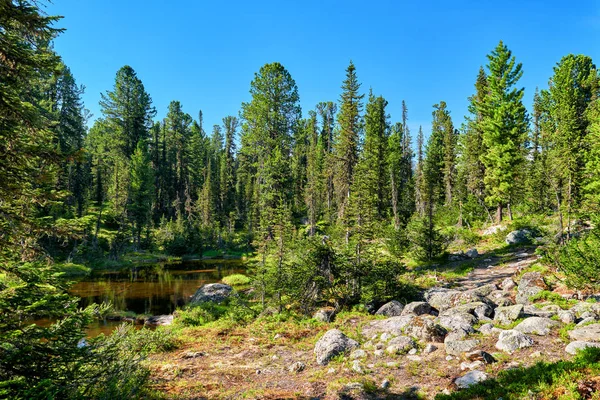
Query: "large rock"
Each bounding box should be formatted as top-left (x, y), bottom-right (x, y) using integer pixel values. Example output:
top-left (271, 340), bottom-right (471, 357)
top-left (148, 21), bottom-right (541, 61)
top-left (385, 336), bottom-right (416, 355)
top-left (523, 305), bottom-right (556, 318)
top-left (361, 315), bottom-right (414, 338)
top-left (514, 317), bottom-right (559, 336)
top-left (565, 341), bottom-right (600, 355)
top-left (403, 316), bottom-right (447, 342)
top-left (466, 248), bottom-right (479, 258)
top-left (442, 302), bottom-right (493, 320)
top-left (501, 278), bottom-right (517, 291)
top-left (516, 272), bottom-right (548, 305)
top-left (494, 304), bottom-right (524, 325)
top-left (190, 283), bottom-right (233, 304)
top-left (401, 301), bottom-right (433, 316)
top-left (482, 225), bottom-right (506, 236)
top-left (468, 284), bottom-right (498, 298)
top-left (506, 229), bottom-right (532, 245)
top-left (424, 288), bottom-right (461, 312)
top-left (314, 329), bottom-right (359, 365)
top-left (313, 307), bottom-right (336, 322)
top-left (445, 338), bottom-right (480, 356)
top-left (375, 300), bottom-right (404, 317)
top-left (495, 330), bottom-right (534, 353)
top-left (437, 312), bottom-right (477, 334)
top-left (455, 371), bottom-right (488, 389)
top-left (145, 314), bottom-right (173, 326)
top-left (568, 323), bottom-right (600, 342)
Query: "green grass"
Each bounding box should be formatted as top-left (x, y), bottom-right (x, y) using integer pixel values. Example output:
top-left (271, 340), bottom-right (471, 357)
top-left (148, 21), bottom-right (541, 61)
top-left (436, 347), bottom-right (600, 400)
top-left (222, 274), bottom-right (251, 286)
top-left (530, 290), bottom-right (579, 310)
top-left (55, 262), bottom-right (91, 277)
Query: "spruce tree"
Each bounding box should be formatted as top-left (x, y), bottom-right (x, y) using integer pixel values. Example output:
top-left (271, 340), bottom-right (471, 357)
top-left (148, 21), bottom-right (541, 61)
top-left (128, 140), bottom-right (154, 247)
top-left (334, 61), bottom-right (364, 239)
top-left (481, 41), bottom-right (529, 223)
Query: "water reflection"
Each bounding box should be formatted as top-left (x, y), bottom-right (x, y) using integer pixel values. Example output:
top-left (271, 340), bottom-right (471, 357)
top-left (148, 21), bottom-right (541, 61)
top-left (71, 259), bottom-right (245, 316)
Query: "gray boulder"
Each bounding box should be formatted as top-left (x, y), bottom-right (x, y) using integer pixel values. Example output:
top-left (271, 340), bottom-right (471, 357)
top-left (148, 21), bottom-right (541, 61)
top-left (455, 371), bottom-right (488, 389)
top-left (577, 317), bottom-right (597, 326)
top-left (494, 304), bottom-right (524, 325)
top-left (145, 314), bottom-right (173, 326)
top-left (361, 315), bottom-right (414, 338)
top-left (375, 300), bottom-right (404, 317)
top-left (514, 317), bottom-right (559, 336)
top-left (478, 323), bottom-right (495, 335)
top-left (465, 350), bottom-right (496, 364)
top-left (437, 312), bottom-right (477, 334)
top-left (523, 305), bottom-right (556, 318)
top-left (466, 248), bottom-right (479, 258)
top-left (445, 338), bottom-right (480, 356)
top-left (190, 283), bottom-right (233, 304)
top-left (385, 336), bottom-right (416, 355)
top-left (558, 310), bottom-right (576, 324)
top-left (288, 361), bottom-right (306, 373)
top-left (442, 302), bottom-right (493, 319)
top-left (565, 341), bottom-right (600, 355)
top-left (506, 229), bottom-right (532, 245)
top-left (314, 329), bottom-right (359, 365)
top-left (501, 278), bottom-right (517, 291)
top-left (313, 307), bottom-right (336, 322)
top-left (401, 301), bottom-right (433, 316)
top-left (495, 329), bottom-right (534, 353)
top-left (403, 316), bottom-right (447, 342)
top-left (568, 323), bottom-right (600, 342)
top-left (424, 288), bottom-right (461, 312)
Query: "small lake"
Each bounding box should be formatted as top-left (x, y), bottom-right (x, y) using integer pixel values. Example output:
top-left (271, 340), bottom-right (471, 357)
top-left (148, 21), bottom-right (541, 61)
top-left (70, 258), bottom-right (245, 336)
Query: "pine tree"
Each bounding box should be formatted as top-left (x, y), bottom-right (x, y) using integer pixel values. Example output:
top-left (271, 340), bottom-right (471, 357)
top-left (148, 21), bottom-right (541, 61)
top-left (304, 110), bottom-right (323, 236)
top-left (239, 62), bottom-right (301, 237)
top-left (99, 65), bottom-right (156, 158)
top-left (542, 54), bottom-right (599, 233)
top-left (481, 41), bottom-right (529, 223)
top-left (415, 126), bottom-right (425, 216)
top-left (526, 88), bottom-right (552, 212)
top-left (220, 116), bottom-right (238, 230)
top-left (128, 140), bottom-right (154, 247)
top-left (334, 61), bottom-right (364, 238)
top-left (316, 101), bottom-right (337, 218)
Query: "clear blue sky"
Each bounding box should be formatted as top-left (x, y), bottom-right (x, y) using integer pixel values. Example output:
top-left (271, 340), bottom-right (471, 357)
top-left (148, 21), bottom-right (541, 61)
top-left (46, 0), bottom-right (600, 138)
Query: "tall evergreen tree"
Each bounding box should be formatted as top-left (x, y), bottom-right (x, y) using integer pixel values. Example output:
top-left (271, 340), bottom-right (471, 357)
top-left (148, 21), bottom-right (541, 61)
top-left (334, 61), bottom-right (364, 236)
top-left (481, 41), bottom-right (529, 223)
top-left (128, 140), bottom-right (154, 247)
top-left (220, 116), bottom-right (238, 229)
top-left (316, 101), bottom-right (337, 218)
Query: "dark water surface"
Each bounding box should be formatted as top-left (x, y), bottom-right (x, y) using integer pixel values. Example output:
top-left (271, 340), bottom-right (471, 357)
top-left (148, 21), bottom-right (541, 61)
top-left (70, 259), bottom-right (245, 336)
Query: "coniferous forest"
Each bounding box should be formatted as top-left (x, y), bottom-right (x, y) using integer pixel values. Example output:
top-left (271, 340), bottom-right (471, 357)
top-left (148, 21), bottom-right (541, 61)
top-left (3, 1), bottom-right (600, 399)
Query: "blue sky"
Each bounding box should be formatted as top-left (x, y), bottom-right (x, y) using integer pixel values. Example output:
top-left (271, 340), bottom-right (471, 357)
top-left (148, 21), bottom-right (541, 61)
top-left (46, 0), bottom-right (599, 138)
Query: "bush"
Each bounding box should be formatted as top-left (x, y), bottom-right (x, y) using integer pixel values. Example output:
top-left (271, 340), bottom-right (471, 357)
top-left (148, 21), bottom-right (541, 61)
top-left (547, 226), bottom-right (600, 290)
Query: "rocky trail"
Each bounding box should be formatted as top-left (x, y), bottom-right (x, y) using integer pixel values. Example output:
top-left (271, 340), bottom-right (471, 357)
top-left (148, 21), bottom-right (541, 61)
top-left (148, 232), bottom-right (600, 399)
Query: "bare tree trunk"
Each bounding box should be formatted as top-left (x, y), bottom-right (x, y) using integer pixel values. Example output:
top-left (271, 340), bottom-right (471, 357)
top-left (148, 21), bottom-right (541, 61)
top-left (496, 203), bottom-right (503, 224)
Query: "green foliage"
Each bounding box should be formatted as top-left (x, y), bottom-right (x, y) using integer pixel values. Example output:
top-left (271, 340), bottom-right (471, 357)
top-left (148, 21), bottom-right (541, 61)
top-left (529, 290), bottom-right (578, 309)
top-left (547, 225), bottom-right (600, 289)
top-left (222, 274), bottom-right (251, 287)
top-left (408, 214), bottom-right (448, 261)
top-left (436, 347), bottom-right (600, 400)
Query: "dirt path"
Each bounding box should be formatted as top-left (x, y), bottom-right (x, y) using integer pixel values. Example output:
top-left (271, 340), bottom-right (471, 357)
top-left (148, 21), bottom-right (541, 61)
top-left (451, 246), bottom-right (540, 290)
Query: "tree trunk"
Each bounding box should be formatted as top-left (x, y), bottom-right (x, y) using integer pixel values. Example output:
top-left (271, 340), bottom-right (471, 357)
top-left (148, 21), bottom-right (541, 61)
top-left (507, 203), bottom-right (513, 221)
top-left (496, 203), bottom-right (503, 224)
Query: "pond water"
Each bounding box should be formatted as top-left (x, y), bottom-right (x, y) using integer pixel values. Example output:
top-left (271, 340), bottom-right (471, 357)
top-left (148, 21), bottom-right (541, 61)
top-left (69, 258), bottom-right (245, 336)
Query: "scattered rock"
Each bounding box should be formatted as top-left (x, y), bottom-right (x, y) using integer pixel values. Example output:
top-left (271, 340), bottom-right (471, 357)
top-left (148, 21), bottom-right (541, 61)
top-left (437, 312), bottom-right (477, 334)
top-left (530, 351), bottom-right (542, 358)
top-left (313, 307), bottom-right (336, 322)
top-left (514, 317), bottom-right (559, 336)
top-left (455, 371), bottom-right (488, 389)
top-left (350, 349), bottom-right (367, 359)
top-left (478, 323), bottom-right (495, 335)
top-left (381, 379), bottom-right (391, 390)
top-left (565, 341), bottom-right (600, 355)
top-left (362, 315), bottom-right (414, 337)
top-left (482, 225), bottom-right (506, 236)
top-left (327, 367), bottom-right (336, 374)
top-left (404, 316), bottom-right (447, 342)
top-left (580, 311), bottom-right (598, 320)
top-left (445, 338), bottom-right (480, 356)
top-left (501, 278), bottom-right (517, 291)
top-left (374, 349), bottom-right (384, 357)
top-left (314, 329), bottom-right (359, 365)
top-left (181, 351), bottom-right (205, 359)
top-left (523, 305), bottom-right (556, 318)
top-left (425, 288), bottom-right (461, 312)
top-left (495, 329), bottom-right (534, 353)
top-left (375, 300), bottom-right (404, 317)
top-left (380, 332), bottom-right (393, 342)
top-left (145, 314), bottom-right (173, 326)
top-left (465, 350), bottom-right (495, 364)
top-left (424, 344), bottom-right (438, 354)
top-left (568, 323), bottom-right (600, 342)
top-left (408, 348), bottom-right (418, 355)
top-left (558, 311), bottom-right (576, 324)
top-left (288, 361), bottom-right (306, 373)
top-left (506, 229), bottom-right (532, 245)
top-left (401, 301), bottom-right (433, 316)
top-left (446, 355), bottom-right (454, 361)
top-left (406, 355), bottom-right (422, 361)
top-left (460, 360), bottom-right (484, 370)
top-left (494, 304), bottom-right (524, 325)
top-left (351, 360), bottom-right (363, 374)
top-left (466, 248), bottom-right (479, 258)
top-left (190, 283), bottom-right (233, 304)
top-left (385, 336), bottom-right (416, 355)
top-left (577, 317), bottom-right (597, 326)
